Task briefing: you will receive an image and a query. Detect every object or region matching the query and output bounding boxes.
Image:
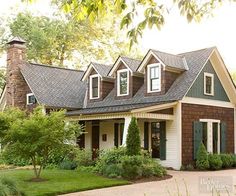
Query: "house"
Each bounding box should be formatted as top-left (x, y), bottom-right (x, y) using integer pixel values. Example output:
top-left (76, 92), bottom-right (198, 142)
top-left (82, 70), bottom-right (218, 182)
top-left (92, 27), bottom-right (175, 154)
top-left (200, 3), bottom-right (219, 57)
top-left (0, 37), bottom-right (235, 170)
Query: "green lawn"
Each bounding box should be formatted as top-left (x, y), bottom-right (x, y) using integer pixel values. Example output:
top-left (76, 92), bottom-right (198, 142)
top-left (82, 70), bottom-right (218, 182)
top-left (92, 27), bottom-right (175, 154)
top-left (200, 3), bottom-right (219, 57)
top-left (0, 169), bottom-right (129, 196)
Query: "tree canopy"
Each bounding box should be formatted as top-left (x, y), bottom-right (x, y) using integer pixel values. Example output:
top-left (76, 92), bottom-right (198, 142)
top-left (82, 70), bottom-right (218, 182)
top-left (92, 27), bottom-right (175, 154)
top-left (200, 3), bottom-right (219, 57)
top-left (2, 11), bottom-right (141, 68)
top-left (0, 107), bottom-right (81, 179)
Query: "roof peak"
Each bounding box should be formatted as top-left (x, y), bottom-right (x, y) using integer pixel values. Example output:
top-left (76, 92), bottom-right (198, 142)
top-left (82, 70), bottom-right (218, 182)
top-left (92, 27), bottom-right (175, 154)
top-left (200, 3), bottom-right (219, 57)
top-left (7, 36), bottom-right (26, 45)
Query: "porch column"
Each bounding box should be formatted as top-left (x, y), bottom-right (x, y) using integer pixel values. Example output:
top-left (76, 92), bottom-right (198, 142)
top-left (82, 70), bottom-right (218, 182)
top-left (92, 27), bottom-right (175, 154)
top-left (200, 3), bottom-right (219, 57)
top-left (122, 116), bottom-right (132, 146)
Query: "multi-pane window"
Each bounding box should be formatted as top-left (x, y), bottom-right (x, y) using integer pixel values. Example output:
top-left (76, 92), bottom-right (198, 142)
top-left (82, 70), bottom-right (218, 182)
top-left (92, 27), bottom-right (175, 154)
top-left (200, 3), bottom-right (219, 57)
top-left (117, 70), bottom-right (129, 96)
top-left (204, 73), bottom-right (214, 96)
top-left (147, 64), bottom-right (161, 93)
top-left (90, 75), bottom-right (100, 99)
top-left (26, 93), bottom-right (36, 105)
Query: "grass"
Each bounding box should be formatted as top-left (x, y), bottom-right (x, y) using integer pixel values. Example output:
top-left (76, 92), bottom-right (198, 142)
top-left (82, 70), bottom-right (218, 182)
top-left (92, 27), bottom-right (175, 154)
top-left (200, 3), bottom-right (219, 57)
top-left (0, 169), bottom-right (129, 196)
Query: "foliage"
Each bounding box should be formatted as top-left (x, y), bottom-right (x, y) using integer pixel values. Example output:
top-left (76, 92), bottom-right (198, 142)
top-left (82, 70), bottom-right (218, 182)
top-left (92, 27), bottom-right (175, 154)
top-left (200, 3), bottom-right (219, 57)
top-left (0, 69), bottom-right (5, 91)
top-left (49, 0), bottom-right (235, 48)
top-left (75, 148), bottom-right (94, 167)
top-left (3, 11), bottom-right (141, 68)
top-left (126, 117), bottom-right (141, 156)
top-left (1, 146), bottom-right (31, 166)
top-left (196, 142), bottom-right (209, 170)
top-left (121, 155), bottom-right (143, 180)
top-left (0, 169), bottom-right (129, 196)
top-left (58, 159), bottom-right (77, 170)
top-left (95, 147), bottom-right (126, 174)
top-left (0, 178), bottom-right (25, 196)
top-left (1, 106), bottom-right (81, 179)
top-left (231, 154), bottom-right (236, 167)
top-left (95, 147), bottom-right (166, 180)
top-left (208, 154), bottom-right (222, 170)
top-left (220, 154), bottom-right (234, 168)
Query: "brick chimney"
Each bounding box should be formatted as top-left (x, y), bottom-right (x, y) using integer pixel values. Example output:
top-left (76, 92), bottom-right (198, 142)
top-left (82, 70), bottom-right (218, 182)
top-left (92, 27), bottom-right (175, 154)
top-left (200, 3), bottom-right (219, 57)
top-left (6, 37), bottom-right (28, 109)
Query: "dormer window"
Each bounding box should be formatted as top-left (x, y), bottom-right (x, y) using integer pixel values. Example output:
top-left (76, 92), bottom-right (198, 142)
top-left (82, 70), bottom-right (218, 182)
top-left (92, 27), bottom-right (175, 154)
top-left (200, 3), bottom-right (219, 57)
top-left (204, 72), bottom-right (214, 96)
top-left (117, 69), bottom-right (129, 96)
top-left (147, 64), bottom-right (161, 93)
top-left (90, 74), bottom-right (100, 99)
top-left (26, 93), bottom-right (36, 105)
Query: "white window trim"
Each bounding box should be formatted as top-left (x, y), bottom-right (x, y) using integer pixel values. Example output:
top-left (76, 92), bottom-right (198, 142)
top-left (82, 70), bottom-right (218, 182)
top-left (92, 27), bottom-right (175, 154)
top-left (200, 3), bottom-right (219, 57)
top-left (204, 72), bottom-right (214, 96)
top-left (89, 74), bottom-right (100, 99)
top-left (26, 93), bottom-right (35, 105)
top-left (147, 63), bottom-right (161, 93)
top-left (200, 119), bottom-right (221, 153)
top-left (117, 69), bottom-right (129, 96)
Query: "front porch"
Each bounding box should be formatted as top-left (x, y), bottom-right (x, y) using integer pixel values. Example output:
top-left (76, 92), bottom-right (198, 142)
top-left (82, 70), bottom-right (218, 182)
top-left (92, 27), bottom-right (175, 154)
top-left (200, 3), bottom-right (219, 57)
top-left (70, 102), bottom-right (182, 170)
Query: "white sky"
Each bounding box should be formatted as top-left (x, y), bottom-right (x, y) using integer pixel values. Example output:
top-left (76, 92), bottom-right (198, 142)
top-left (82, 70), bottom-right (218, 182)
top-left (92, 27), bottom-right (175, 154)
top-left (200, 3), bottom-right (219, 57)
top-left (0, 0), bottom-right (236, 72)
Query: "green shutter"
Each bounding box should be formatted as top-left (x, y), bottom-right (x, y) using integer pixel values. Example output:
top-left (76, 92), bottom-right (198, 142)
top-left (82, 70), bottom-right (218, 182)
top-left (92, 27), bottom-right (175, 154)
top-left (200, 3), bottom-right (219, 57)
top-left (193, 121), bottom-right (203, 160)
top-left (114, 123), bottom-right (119, 147)
top-left (220, 122), bottom-right (227, 153)
top-left (160, 121), bottom-right (166, 160)
top-left (144, 122), bottom-right (149, 150)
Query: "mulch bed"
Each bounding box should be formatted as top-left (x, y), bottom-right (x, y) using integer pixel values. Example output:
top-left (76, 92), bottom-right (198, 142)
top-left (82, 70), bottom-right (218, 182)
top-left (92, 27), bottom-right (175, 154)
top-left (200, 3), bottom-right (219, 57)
top-left (131, 174), bottom-right (172, 184)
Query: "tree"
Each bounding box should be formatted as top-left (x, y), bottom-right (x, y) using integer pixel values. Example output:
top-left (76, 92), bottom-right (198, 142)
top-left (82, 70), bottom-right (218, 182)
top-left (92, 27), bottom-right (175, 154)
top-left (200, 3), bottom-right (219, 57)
top-left (126, 117), bottom-right (141, 156)
top-left (1, 107), bottom-right (81, 179)
top-left (3, 12), bottom-right (141, 68)
top-left (196, 142), bottom-right (209, 170)
top-left (0, 69), bottom-right (5, 91)
top-left (50, 0), bottom-right (234, 48)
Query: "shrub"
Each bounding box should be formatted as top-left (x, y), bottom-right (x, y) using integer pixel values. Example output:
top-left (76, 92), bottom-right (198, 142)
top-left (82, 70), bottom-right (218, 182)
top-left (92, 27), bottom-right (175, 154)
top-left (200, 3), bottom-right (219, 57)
top-left (121, 155), bottom-right (142, 180)
top-left (1, 147), bottom-right (30, 166)
top-left (231, 154), bottom-right (236, 167)
top-left (220, 154), bottom-right (234, 168)
top-left (196, 142), bottom-right (209, 170)
top-left (185, 164), bottom-right (194, 171)
top-left (0, 178), bottom-right (25, 196)
top-left (59, 160), bottom-right (77, 170)
top-left (208, 154), bottom-right (222, 170)
top-left (104, 164), bottom-right (122, 178)
top-left (75, 149), bottom-right (94, 167)
top-left (180, 165), bottom-right (186, 171)
top-left (126, 117), bottom-right (141, 156)
top-left (95, 147), bottom-right (126, 174)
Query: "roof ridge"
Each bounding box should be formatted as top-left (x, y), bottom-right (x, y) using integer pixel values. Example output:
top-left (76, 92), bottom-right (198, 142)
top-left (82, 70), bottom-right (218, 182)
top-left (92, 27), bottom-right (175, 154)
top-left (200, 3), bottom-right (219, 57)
top-left (28, 62), bottom-right (84, 72)
top-left (151, 49), bottom-right (182, 58)
top-left (178, 46), bottom-right (216, 55)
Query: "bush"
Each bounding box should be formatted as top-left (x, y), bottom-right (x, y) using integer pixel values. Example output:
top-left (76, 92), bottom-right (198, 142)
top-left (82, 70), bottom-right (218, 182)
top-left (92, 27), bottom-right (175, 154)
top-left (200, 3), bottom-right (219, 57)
top-left (186, 164), bottom-right (195, 171)
top-left (95, 147), bottom-right (126, 174)
top-left (75, 149), bottom-right (94, 167)
top-left (1, 147), bottom-right (30, 166)
top-left (208, 154), bottom-right (222, 170)
top-left (59, 160), bottom-right (77, 170)
top-left (196, 142), bottom-right (209, 170)
top-left (231, 154), bottom-right (236, 167)
top-left (126, 117), bottom-right (141, 156)
top-left (121, 155), bottom-right (142, 180)
top-left (220, 154), bottom-right (234, 168)
top-left (104, 164), bottom-right (122, 178)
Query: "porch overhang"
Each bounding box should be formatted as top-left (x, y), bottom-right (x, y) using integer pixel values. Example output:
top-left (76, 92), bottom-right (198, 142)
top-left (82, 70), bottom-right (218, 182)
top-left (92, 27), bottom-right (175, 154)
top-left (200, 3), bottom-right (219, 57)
top-left (68, 111), bottom-right (174, 121)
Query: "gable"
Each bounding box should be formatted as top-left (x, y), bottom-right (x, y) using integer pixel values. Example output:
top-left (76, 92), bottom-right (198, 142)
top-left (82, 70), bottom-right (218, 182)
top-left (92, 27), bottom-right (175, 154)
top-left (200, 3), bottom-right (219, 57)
top-left (186, 60), bottom-right (230, 102)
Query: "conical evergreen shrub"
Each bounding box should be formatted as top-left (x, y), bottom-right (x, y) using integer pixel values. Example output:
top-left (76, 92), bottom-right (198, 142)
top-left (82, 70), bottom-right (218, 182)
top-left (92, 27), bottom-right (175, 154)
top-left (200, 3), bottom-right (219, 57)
top-left (126, 117), bottom-right (141, 156)
top-left (196, 142), bottom-right (209, 170)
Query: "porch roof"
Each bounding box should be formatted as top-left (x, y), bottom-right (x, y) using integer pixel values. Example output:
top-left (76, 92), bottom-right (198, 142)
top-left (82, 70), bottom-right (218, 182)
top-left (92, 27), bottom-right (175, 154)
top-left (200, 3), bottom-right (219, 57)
top-left (66, 101), bottom-right (174, 116)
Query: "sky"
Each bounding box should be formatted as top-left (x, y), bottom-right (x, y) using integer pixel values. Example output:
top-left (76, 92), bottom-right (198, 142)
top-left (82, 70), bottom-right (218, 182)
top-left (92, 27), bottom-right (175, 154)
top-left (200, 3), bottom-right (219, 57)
top-left (0, 0), bottom-right (236, 72)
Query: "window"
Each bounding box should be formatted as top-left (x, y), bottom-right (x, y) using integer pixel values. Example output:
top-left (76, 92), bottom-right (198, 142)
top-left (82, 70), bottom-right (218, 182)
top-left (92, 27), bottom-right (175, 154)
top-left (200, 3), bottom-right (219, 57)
top-left (26, 93), bottom-right (36, 105)
top-left (200, 119), bottom-right (220, 153)
top-left (147, 64), bottom-right (161, 93)
top-left (117, 69), bottom-right (129, 96)
top-left (89, 75), bottom-right (100, 99)
top-left (204, 73), bottom-right (214, 96)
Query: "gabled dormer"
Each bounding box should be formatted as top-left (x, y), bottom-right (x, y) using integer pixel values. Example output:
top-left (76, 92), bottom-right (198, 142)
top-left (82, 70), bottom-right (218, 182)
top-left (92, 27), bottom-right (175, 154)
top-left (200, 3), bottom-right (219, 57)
top-left (82, 62), bottom-right (114, 102)
top-left (138, 49), bottom-right (188, 96)
top-left (108, 56), bottom-right (143, 99)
